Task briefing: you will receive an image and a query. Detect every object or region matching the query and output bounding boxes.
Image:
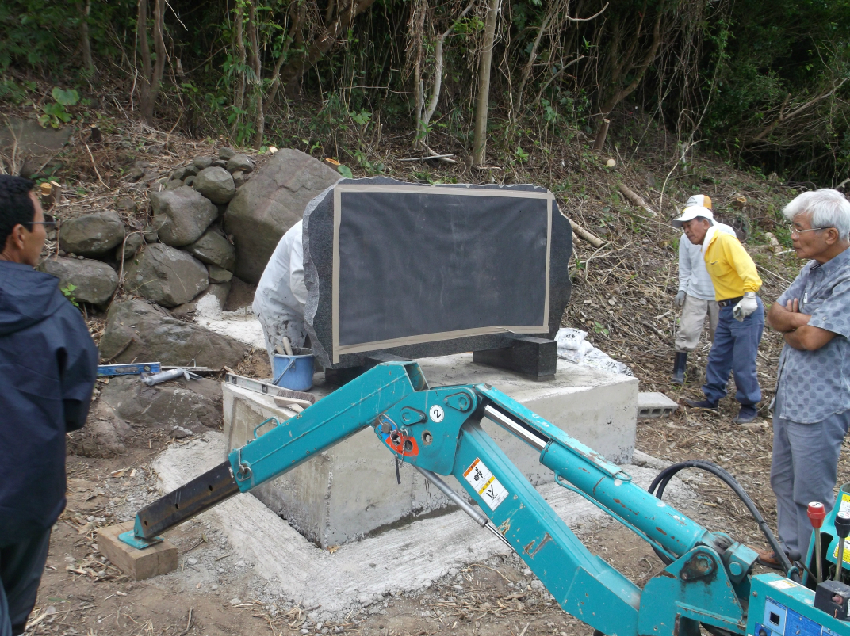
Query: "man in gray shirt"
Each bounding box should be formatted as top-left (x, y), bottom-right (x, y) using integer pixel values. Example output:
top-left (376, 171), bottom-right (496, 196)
top-left (672, 195), bottom-right (735, 383)
top-left (762, 188), bottom-right (850, 568)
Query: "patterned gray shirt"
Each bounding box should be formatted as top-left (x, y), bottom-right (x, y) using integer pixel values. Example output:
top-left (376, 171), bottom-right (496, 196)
top-left (775, 246), bottom-right (850, 424)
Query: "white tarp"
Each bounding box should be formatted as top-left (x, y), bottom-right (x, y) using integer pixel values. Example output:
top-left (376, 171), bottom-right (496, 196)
top-left (555, 328), bottom-right (634, 377)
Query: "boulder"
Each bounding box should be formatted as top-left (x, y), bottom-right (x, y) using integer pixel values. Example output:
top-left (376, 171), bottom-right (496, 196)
top-left (194, 166), bottom-right (236, 205)
top-left (205, 282), bottom-right (231, 309)
top-left (171, 282), bottom-right (231, 318)
top-left (232, 171), bottom-right (248, 187)
top-left (99, 298), bottom-right (247, 367)
top-left (115, 197), bottom-right (137, 214)
top-left (0, 117), bottom-right (74, 178)
top-left (67, 401), bottom-right (130, 458)
top-left (116, 232), bottom-right (144, 262)
top-left (185, 228), bottom-right (236, 270)
top-left (208, 264), bottom-right (232, 284)
top-left (39, 255), bottom-right (118, 305)
top-left (100, 376), bottom-right (222, 431)
top-left (193, 156), bottom-right (214, 170)
top-left (58, 211), bottom-right (125, 257)
top-left (219, 147), bottom-right (236, 160)
top-left (224, 148), bottom-right (340, 282)
top-left (150, 186), bottom-right (218, 247)
top-left (124, 243), bottom-right (209, 307)
top-left (227, 154), bottom-right (254, 173)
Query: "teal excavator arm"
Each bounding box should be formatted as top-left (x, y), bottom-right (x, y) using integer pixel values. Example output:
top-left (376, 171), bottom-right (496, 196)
top-left (120, 361), bottom-right (850, 636)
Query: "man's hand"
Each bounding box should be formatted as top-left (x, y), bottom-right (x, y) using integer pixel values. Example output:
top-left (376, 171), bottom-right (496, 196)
top-left (675, 291), bottom-right (686, 307)
top-left (733, 292), bottom-right (758, 321)
top-left (767, 298), bottom-right (809, 332)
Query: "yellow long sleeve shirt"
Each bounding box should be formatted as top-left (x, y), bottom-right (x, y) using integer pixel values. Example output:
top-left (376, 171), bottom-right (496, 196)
top-left (703, 231), bottom-right (762, 300)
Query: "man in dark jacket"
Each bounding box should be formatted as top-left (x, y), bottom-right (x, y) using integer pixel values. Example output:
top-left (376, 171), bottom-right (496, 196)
top-left (0, 175), bottom-right (98, 636)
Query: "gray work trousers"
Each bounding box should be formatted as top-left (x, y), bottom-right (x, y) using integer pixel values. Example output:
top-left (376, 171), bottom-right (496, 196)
top-left (674, 294), bottom-right (719, 352)
top-left (1, 529), bottom-right (52, 636)
top-left (771, 411), bottom-right (850, 559)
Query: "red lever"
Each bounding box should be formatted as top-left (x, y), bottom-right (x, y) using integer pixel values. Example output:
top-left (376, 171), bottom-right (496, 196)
top-left (808, 501), bottom-right (826, 529)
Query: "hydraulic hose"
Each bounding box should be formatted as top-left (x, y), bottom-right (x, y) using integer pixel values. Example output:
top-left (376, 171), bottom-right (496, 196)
top-left (648, 459), bottom-right (798, 581)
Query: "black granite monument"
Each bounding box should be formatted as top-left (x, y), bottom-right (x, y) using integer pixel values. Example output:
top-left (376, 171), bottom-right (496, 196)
top-left (302, 178), bottom-right (572, 377)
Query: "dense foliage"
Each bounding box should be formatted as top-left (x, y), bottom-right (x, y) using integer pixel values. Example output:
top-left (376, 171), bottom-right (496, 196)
top-left (2, 0), bottom-right (850, 182)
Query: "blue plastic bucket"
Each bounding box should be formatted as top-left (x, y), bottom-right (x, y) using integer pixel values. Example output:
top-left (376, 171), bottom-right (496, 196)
top-left (273, 348), bottom-right (314, 391)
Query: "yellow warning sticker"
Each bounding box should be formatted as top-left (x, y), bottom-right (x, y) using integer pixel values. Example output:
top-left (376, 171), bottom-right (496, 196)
top-left (463, 458), bottom-right (509, 511)
top-left (833, 537), bottom-right (850, 564)
top-left (839, 493), bottom-right (850, 517)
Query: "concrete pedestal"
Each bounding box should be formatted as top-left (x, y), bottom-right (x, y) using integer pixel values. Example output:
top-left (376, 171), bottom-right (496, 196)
top-left (222, 354), bottom-right (637, 548)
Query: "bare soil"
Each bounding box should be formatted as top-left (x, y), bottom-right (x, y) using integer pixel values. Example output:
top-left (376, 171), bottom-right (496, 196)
top-left (14, 113), bottom-right (850, 636)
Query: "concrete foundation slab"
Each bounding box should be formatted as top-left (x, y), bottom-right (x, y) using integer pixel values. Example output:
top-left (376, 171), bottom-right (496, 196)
top-left (223, 354), bottom-right (637, 548)
top-left (151, 432), bottom-right (690, 620)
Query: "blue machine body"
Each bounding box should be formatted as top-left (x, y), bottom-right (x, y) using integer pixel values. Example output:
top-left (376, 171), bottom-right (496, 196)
top-left (124, 361), bottom-right (850, 636)
top-left (747, 573), bottom-right (847, 636)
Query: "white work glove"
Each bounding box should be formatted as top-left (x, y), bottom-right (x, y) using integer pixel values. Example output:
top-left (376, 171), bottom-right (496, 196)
top-left (675, 291), bottom-right (686, 307)
top-left (733, 292), bottom-right (758, 322)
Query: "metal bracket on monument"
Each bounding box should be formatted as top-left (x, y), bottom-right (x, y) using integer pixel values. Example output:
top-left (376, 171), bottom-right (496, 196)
top-left (472, 335), bottom-right (557, 378)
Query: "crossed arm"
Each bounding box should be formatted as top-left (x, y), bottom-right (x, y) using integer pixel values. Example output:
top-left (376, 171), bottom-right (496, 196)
top-left (767, 299), bottom-right (836, 350)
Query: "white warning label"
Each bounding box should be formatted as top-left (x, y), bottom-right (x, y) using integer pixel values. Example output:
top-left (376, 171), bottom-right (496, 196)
top-left (463, 458), bottom-right (509, 510)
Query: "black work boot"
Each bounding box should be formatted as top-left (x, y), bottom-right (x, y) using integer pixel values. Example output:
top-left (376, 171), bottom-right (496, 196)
top-left (671, 351), bottom-right (687, 385)
top-left (684, 398), bottom-right (719, 411)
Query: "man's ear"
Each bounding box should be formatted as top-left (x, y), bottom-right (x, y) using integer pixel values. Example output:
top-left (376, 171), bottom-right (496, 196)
top-left (825, 227), bottom-right (840, 245)
top-left (6, 224), bottom-right (25, 251)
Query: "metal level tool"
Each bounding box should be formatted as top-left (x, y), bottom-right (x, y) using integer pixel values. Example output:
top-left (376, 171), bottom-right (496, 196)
top-left (223, 373), bottom-right (317, 404)
top-left (97, 363), bottom-right (161, 377)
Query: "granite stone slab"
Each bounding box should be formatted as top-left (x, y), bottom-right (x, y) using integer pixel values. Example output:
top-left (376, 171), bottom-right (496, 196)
top-left (303, 178), bottom-right (572, 369)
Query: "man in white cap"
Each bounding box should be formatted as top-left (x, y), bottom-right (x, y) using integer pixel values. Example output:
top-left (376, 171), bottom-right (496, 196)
top-left (672, 194), bottom-right (721, 383)
top-left (671, 204), bottom-right (764, 423)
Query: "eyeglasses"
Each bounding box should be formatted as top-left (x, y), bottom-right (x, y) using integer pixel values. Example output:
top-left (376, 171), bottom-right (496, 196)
top-left (27, 214), bottom-right (58, 229)
top-left (788, 224), bottom-right (829, 235)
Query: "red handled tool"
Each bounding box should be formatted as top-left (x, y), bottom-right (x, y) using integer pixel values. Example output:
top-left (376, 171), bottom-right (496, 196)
top-left (809, 501), bottom-right (826, 583)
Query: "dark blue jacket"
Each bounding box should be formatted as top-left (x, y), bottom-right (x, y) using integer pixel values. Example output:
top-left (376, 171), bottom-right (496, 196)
top-left (0, 262), bottom-right (97, 546)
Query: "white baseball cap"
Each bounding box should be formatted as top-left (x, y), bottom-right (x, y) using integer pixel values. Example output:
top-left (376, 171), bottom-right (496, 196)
top-left (672, 205), bottom-right (715, 227)
top-left (686, 194), bottom-right (713, 209)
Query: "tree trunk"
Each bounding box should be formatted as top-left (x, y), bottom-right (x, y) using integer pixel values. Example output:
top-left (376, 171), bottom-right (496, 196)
top-left (472, 0), bottom-right (500, 167)
top-left (79, 0), bottom-right (94, 75)
top-left (411, 0), bottom-right (426, 146)
top-left (592, 9), bottom-right (662, 151)
top-left (232, 2), bottom-right (247, 138)
top-left (277, 0), bottom-right (377, 88)
top-left (137, 0), bottom-right (152, 120)
top-left (138, 0), bottom-right (165, 123)
top-left (247, 0), bottom-right (265, 147)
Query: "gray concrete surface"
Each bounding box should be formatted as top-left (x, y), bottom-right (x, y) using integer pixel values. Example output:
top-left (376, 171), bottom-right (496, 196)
top-left (152, 432), bottom-right (689, 621)
top-left (223, 353), bottom-right (638, 548)
top-left (637, 392), bottom-right (680, 419)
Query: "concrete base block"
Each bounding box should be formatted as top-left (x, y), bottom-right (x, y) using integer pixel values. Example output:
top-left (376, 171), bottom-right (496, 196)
top-left (222, 353), bottom-right (638, 548)
top-left (97, 522), bottom-right (178, 580)
top-left (638, 392), bottom-right (679, 419)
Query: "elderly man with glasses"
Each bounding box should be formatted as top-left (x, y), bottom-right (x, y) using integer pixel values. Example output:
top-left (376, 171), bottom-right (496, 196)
top-left (758, 189), bottom-right (850, 569)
